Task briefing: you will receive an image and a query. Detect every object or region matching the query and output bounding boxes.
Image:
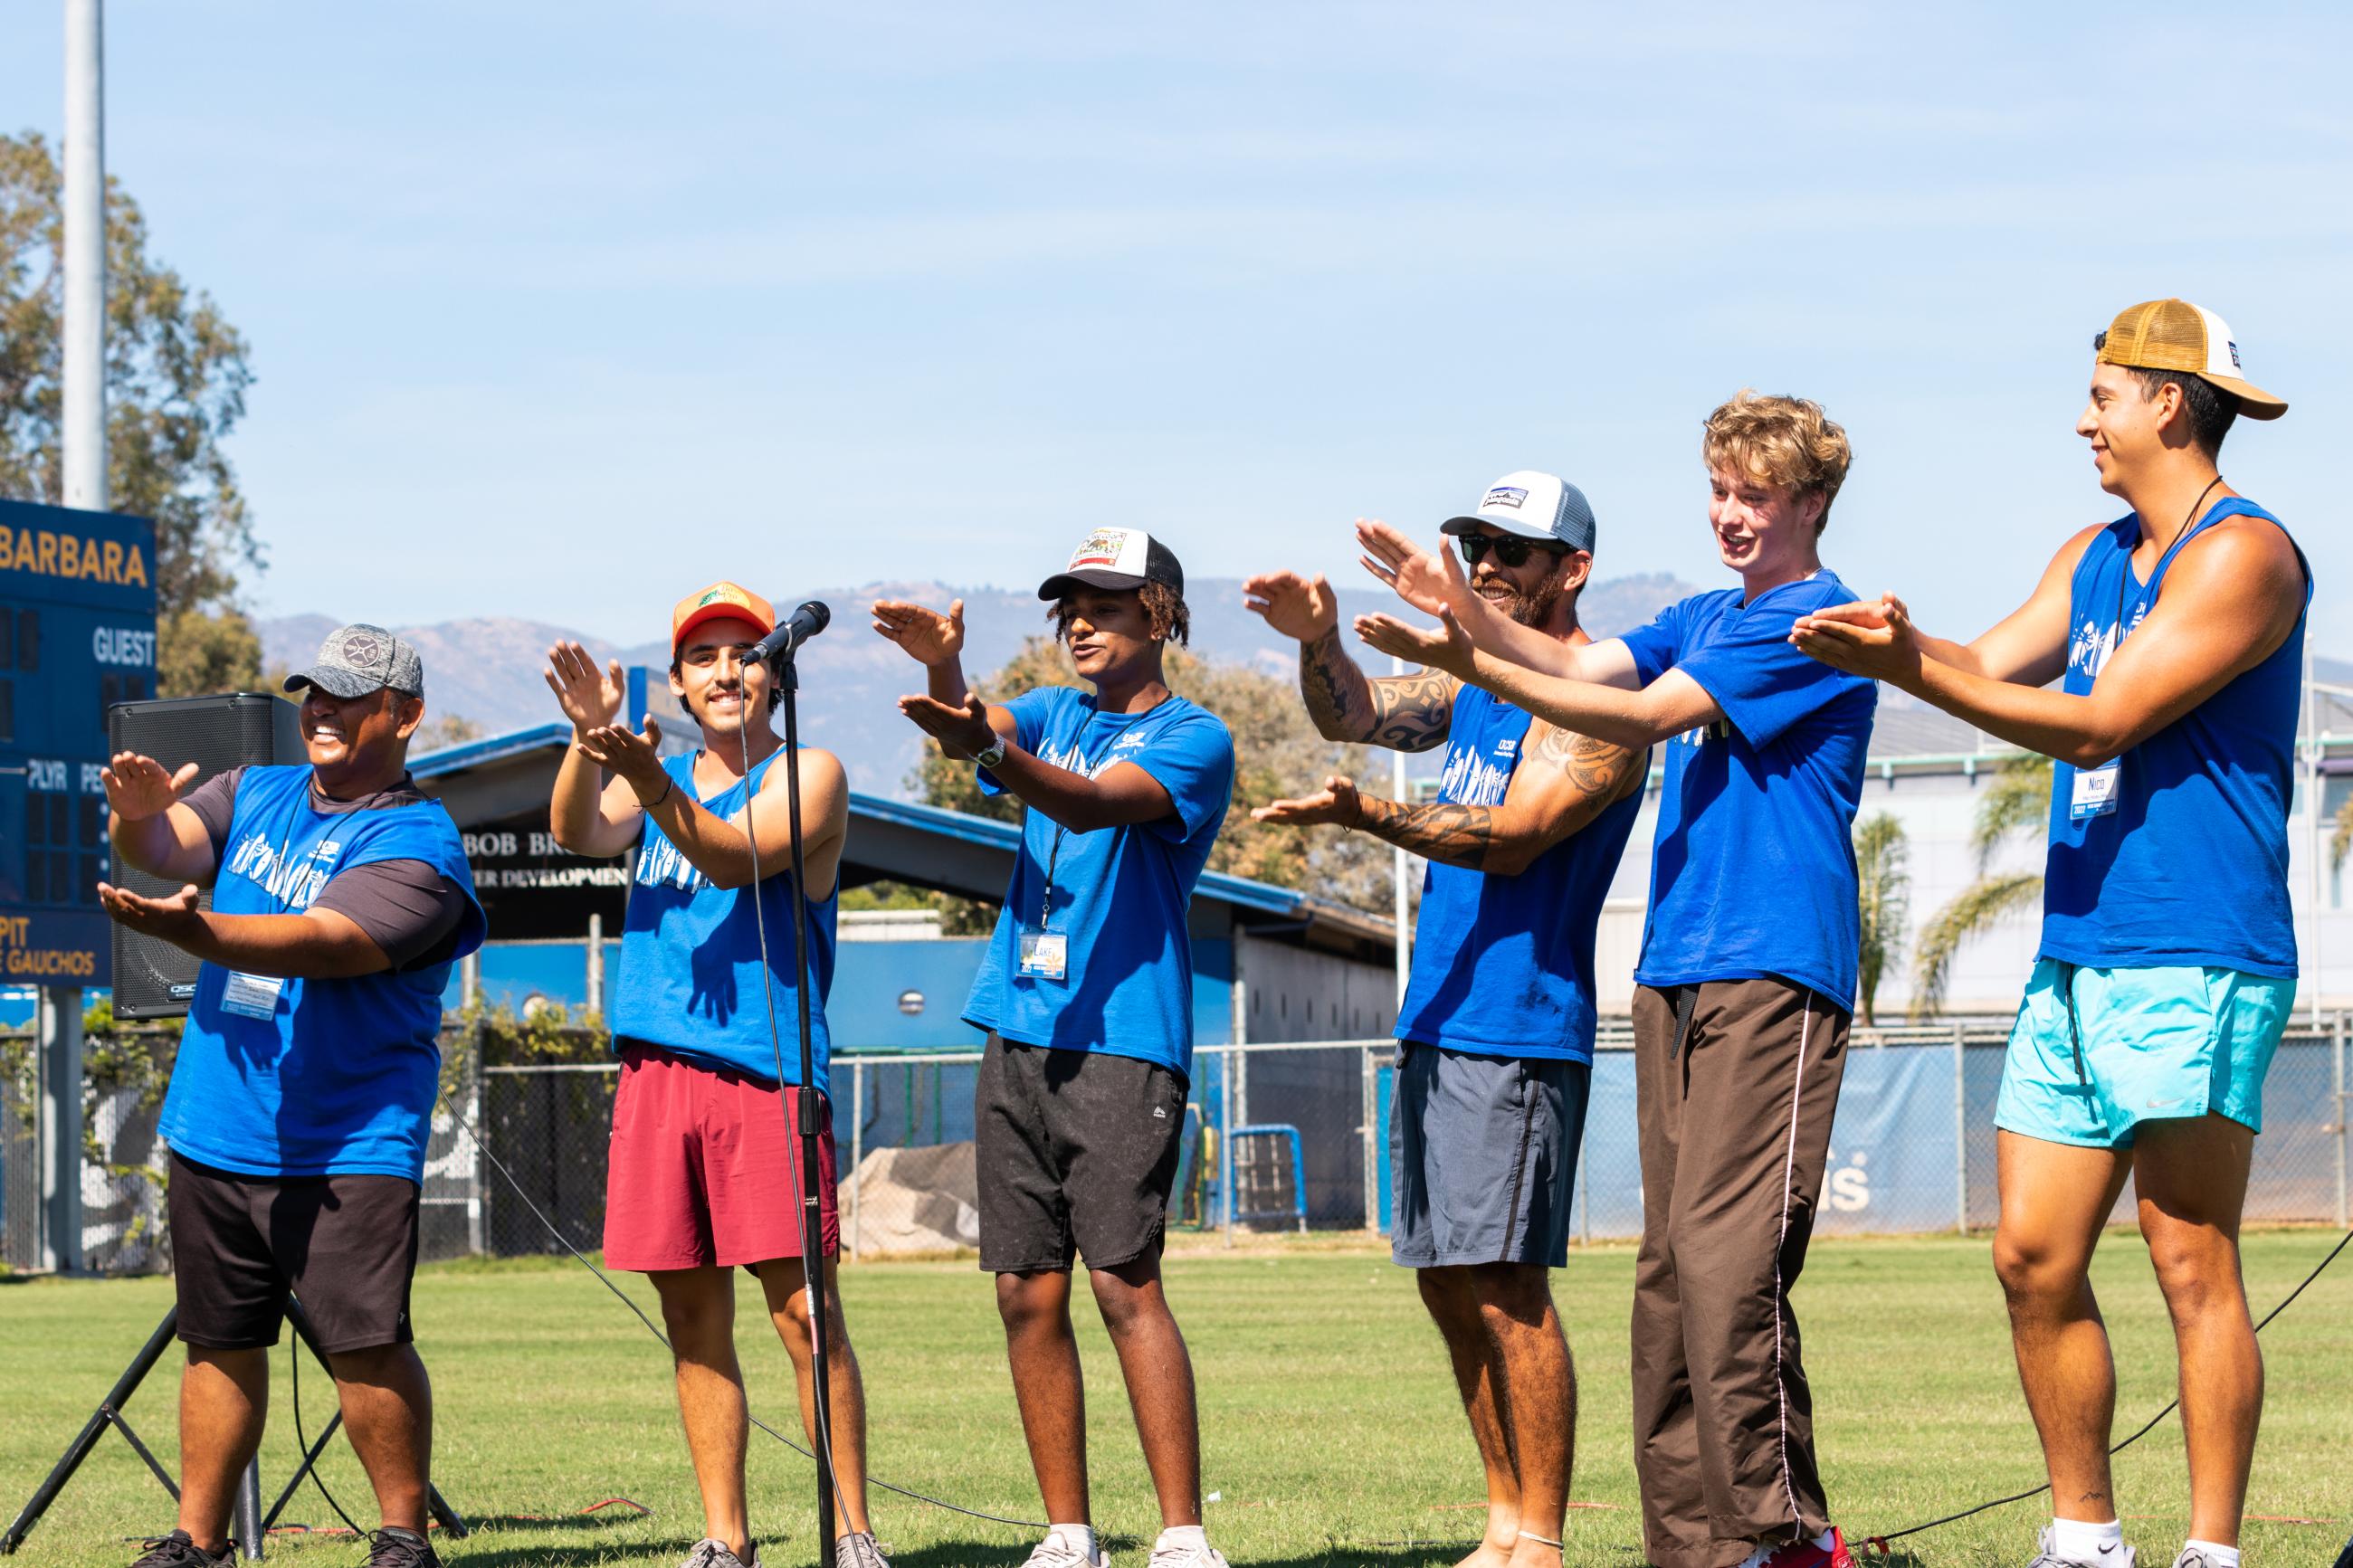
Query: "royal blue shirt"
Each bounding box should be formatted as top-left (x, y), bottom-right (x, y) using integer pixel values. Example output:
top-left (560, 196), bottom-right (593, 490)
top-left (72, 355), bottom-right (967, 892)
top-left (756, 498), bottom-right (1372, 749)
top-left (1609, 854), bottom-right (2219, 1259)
top-left (609, 748), bottom-right (838, 1095)
top-left (963, 687), bottom-right (1235, 1079)
top-left (1618, 574), bottom-right (1877, 1011)
top-left (2043, 499), bottom-right (2306, 977)
top-left (157, 765), bottom-right (487, 1182)
top-left (1396, 686), bottom-right (1643, 1062)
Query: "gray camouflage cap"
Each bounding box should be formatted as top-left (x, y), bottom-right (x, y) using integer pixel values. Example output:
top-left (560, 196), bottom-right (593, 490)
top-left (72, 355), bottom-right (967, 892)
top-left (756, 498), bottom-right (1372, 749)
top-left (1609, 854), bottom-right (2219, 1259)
top-left (284, 622), bottom-right (424, 700)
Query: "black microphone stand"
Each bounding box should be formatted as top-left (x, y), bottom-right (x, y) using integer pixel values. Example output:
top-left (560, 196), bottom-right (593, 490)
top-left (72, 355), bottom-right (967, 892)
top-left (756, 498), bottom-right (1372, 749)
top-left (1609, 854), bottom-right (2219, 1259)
top-left (775, 645), bottom-right (837, 1563)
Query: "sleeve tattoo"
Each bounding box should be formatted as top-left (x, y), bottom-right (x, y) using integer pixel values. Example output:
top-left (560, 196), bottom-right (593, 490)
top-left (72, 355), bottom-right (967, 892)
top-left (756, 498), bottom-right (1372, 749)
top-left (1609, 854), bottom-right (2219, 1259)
top-left (1529, 723), bottom-right (1643, 802)
top-left (1299, 627), bottom-right (1452, 752)
top-left (1352, 794), bottom-right (1495, 870)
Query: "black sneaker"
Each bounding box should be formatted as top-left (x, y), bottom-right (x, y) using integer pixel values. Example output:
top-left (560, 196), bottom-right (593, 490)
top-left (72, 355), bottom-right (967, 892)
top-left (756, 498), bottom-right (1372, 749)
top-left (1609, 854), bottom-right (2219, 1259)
top-left (363, 1528), bottom-right (440, 1568)
top-left (130, 1532), bottom-right (234, 1568)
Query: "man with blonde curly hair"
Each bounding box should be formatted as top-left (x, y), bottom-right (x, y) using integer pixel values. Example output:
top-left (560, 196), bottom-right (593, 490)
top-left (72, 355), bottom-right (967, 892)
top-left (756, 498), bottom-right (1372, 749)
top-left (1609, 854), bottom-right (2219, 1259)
top-left (1357, 392), bottom-right (1876, 1568)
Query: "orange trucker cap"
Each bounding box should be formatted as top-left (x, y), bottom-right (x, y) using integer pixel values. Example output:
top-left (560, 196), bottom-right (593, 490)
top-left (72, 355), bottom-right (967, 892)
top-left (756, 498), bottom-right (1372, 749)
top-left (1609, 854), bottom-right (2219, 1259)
top-left (2096, 298), bottom-right (2287, 419)
top-left (672, 581), bottom-right (776, 651)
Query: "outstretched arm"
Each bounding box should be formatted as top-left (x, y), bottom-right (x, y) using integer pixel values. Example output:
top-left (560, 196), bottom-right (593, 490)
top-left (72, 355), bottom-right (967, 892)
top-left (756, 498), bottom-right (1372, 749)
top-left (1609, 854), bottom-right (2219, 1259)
top-left (1243, 569), bottom-right (1454, 751)
top-left (1253, 718), bottom-right (1644, 875)
top-left (97, 881), bottom-right (392, 979)
top-left (1793, 522), bottom-right (2302, 767)
top-left (1794, 526), bottom-right (2101, 689)
top-left (1356, 610), bottom-right (1716, 750)
top-left (872, 598), bottom-right (1018, 743)
top-left (574, 719), bottom-right (851, 892)
top-left (1355, 520), bottom-right (1639, 688)
top-left (896, 691), bottom-right (1177, 834)
top-left (102, 754), bottom-right (218, 886)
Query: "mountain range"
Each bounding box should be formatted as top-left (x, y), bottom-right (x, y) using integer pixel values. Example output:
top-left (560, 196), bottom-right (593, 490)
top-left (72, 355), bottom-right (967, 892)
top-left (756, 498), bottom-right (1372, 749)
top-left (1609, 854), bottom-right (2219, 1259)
top-left (260, 573), bottom-right (1700, 798)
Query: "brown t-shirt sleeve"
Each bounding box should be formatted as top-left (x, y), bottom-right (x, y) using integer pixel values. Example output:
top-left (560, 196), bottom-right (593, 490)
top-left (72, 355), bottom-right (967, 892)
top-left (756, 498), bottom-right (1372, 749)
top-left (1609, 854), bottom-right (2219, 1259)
top-left (179, 765), bottom-right (249, 860)
top-left (310, 859), bottom-right (470, 971)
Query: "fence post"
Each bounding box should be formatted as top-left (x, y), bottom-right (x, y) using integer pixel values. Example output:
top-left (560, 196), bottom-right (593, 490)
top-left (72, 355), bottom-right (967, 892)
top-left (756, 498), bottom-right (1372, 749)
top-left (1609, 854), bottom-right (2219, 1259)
top-left (1953, 1023), bottom-right (1969, 1234)
top-left (1359, 1045), bottom-right (1378, 1235)
top-left (464, 1016), bottom-right (486, 1256)
top-left (1577, 1125), bottom-right (1591, 1249)
top-left (586, 913), bottom-right (605, 1017)
top-left (1220, 1047), bottom-right (1235, 1247)
top-left (2336, 1010), bottom-right (2347, 1231)
top-left (850, 1060), bottom-right (865, 1261)
top-left (460, 950), bottom-right (480, 1012)
top-left (35, 986), bottom-right (85, 1274)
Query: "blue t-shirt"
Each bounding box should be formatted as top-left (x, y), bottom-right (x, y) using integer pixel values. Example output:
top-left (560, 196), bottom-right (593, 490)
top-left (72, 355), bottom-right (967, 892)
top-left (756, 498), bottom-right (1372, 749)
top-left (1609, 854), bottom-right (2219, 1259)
top-left (1396, 686), bottom-right (1643, 1063)
top-left (609, 749), bottom-right (838, 1095)
top-left (157, 765), bottom-right (488, 1182)
top-left (2042, 499), bottom-right (2307, 977)
top-left (963, 687), bottom-right (1235, 1079)
top-left (1618, 574), bottom-right (1876, 1011)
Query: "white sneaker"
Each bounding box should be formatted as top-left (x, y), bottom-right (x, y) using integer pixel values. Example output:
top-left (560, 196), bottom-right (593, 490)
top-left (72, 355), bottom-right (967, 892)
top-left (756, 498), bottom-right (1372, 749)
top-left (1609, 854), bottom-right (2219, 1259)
top-left (681, 1542), bottom-right (760, 1568)
top-left (835, 1532), bottom-right (890, 1568)
top-left (2027, 1528), bottom-right (2136, 1568)
top-left (1024, 1534), bottom-right (1109, 1568)
top-left (1146, 1537), bottom-right (1228, 1568)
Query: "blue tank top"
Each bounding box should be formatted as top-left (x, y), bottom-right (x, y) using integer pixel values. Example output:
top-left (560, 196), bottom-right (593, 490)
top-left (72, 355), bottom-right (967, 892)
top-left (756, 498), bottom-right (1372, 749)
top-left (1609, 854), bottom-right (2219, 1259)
top-left (1394, 686), bottom-right (1644, 1062)
top-left (610, 748), bottom-right (837, 1094)
top-left (2042, 498), bottom-right (2308, 977)
top-left (158, 765), bottom-right (488, 1181)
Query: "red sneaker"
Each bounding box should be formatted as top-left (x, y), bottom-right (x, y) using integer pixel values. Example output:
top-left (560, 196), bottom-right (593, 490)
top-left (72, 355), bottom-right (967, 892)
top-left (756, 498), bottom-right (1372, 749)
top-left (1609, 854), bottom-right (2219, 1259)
top-left (1732, 1528), bottom-right (1855, 1568)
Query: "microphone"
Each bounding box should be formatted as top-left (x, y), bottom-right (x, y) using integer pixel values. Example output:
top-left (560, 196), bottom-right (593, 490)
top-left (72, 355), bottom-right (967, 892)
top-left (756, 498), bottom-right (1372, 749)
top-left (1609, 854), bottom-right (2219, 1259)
top-left (747, 601), bottom-right (830, 664)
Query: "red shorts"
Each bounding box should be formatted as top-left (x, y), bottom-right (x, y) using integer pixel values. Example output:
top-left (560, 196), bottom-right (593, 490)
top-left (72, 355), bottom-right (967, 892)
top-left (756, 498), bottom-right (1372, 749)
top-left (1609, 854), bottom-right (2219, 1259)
top-left (603, 1043), bottom-right (840, 1271)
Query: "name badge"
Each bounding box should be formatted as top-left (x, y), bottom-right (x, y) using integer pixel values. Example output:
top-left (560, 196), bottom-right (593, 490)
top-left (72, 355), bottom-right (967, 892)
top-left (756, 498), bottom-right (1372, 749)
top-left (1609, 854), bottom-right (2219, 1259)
top-left (220, 971), bottom-right (285, 1022)
top-left (1017, 928), bottom-right (1069, 981)
top-left (2070, 761), bottom-right (2120, 822)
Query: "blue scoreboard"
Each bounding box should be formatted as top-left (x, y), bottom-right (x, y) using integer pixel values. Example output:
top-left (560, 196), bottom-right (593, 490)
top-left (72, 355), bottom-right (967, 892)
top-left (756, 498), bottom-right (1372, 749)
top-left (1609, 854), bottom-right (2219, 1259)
top-left (0, 499), bottom-right (158, 990)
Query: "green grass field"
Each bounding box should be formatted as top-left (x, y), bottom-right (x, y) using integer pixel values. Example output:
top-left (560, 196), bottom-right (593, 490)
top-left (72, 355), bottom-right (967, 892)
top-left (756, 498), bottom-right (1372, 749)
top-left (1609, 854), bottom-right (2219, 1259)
top-left (3, 1233), bottom-right (2348, 1568)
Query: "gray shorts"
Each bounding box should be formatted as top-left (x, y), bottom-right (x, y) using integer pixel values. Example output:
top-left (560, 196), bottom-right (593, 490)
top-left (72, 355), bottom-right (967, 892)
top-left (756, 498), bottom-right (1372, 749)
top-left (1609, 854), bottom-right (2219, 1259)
top-left (1391, 1042), bottom-right (1589, 1269)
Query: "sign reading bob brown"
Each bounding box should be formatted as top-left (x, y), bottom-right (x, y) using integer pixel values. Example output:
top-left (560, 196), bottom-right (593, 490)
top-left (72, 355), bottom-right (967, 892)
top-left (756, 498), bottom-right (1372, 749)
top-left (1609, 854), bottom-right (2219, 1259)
top-left (458, 805), bottom-right (628, 940)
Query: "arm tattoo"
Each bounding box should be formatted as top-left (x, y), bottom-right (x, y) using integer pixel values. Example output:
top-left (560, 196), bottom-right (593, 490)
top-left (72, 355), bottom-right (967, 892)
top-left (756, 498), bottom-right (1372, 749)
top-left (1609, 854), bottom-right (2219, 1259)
top-left (1299, 626), bottom-right (1371, 739)
top-left (1353, 794), bottom-right (1495, 871)
top-left (1530, 722), bottom-right (1642, 803)
top-left (1298, 627), bottom-right (1453, 751)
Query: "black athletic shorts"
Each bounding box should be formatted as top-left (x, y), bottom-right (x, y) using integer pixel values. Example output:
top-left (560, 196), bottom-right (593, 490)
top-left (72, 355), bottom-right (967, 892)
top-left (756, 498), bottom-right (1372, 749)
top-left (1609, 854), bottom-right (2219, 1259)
top-left (975, 1034), bottom-right (1186, 1274)
top-left (168, 1152), bottom-right (421, 1354)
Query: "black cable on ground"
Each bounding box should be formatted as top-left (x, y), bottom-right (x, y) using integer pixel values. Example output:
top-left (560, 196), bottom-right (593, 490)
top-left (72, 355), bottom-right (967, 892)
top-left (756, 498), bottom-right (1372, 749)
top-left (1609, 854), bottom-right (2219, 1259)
top-left (288, 1335), bottom-right (364, 1537)
top-left (1863, 1227), bottom-right (2352, 1555)
top-left (443, 1098), bottom-right (1049, 1533)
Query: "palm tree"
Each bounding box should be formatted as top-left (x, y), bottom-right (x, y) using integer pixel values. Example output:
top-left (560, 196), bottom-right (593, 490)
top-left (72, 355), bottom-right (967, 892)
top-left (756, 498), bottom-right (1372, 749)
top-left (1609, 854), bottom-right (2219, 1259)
top-left (1910, 754), bottom-right (2053, 1019)
top-left (1853, 812), bottom-right (1910, 1027)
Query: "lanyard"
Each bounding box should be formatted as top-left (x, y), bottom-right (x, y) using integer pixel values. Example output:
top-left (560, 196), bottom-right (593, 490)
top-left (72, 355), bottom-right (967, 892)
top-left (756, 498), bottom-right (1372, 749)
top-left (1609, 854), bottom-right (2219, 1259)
top-left (1034, 694), bottom-right (1177, 929)
top-left (2115, 476), bottom-right (2224, 648)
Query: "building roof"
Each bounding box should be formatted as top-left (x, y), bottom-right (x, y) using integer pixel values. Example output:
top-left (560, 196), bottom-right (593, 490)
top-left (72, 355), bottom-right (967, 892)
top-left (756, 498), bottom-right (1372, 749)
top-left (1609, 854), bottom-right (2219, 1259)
top-left (413, 722), bottom-right (1395, 958)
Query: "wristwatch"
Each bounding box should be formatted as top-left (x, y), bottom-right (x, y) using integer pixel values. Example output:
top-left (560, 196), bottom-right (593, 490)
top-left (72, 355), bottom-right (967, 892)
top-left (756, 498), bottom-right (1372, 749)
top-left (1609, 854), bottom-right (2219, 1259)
top-left (975, 735), bottom-right (1008, 771)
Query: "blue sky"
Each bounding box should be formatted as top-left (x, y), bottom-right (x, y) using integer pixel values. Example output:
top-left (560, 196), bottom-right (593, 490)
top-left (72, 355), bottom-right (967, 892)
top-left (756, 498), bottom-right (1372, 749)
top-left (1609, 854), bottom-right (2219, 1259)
top-left (7, 3), bottom-right (2348, 649)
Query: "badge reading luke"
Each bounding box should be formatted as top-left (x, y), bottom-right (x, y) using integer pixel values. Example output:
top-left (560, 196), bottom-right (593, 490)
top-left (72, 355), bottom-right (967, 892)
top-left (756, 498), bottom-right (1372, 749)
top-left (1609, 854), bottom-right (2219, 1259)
top-left (1018, 928), bottom-right (1069, 981)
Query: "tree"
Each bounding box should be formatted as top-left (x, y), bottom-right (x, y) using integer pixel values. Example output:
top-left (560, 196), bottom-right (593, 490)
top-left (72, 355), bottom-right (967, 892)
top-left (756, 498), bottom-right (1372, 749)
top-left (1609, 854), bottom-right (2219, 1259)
top-left (2, 130), bottom-right (262, 695)
top-left (1910, 754), bottom-right (2052, 1019)
top-left (1852, 812), bottom-right (1910, 1027)
top-left (906, 632), bottom-right (1401, 912)
top-left (414, 712), bottom-right (485, 755)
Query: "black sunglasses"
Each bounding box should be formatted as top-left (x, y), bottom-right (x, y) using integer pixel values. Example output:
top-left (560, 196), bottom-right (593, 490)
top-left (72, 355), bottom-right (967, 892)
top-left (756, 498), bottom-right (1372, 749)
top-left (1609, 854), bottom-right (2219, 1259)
top-left (1456, 532), bottom-right (1568, 569)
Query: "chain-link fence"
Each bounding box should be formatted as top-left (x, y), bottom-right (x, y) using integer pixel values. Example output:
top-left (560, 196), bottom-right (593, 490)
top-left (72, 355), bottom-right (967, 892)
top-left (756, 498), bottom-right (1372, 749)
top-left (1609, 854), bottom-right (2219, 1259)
top-left (6, 1017), bottom-right (2348, 1273)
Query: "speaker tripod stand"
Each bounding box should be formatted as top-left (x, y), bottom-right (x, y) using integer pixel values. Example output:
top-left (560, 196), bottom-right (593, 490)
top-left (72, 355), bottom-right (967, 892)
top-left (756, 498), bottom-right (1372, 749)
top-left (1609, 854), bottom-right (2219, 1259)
top-left (4, 1295), bottom-right (466, 1559)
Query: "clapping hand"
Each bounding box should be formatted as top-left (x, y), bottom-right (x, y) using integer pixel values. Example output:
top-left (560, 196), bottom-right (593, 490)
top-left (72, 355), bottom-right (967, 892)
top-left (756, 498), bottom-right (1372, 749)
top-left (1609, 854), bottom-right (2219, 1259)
top-left (99, 753), bottom-right (199, 822)
top-left (1356, 518), bottom-right (1467, 619)
top-left (545, 641), bottom-right (626, 735)
top-left (1790, 593), bottom-right (1918, 681)
top-left (576, 717), bottom-right (670, 803)
top-left (1250, 775), bottom-right (1364, 830)
top-left (897, 691), bottom-right (997, 761)
top-left (96, 879), bottom-right (204, 943)
top-left (1241, 571), bottom-right (1338, 643)
top-left (872, 599), bottom-right (967, 667)
top-left (1354, 605), bottom-right (1477, 679)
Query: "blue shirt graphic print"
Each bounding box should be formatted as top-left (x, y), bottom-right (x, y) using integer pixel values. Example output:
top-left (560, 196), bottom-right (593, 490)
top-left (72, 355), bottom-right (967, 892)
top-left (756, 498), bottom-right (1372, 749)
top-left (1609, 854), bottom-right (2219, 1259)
top-left (157, 765), bottom-right (487, 1182)
top-left (1395, 686), bottom-right (1643, 1062)
top-left (963, 686), bottom-right (1235, 1079)
top-left (1617, 574), bottom-right (1876, 1011)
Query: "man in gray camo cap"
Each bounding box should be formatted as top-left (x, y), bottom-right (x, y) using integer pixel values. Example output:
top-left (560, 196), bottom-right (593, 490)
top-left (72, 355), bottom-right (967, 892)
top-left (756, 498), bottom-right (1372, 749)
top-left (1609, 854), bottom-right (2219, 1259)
top-left (98, 622), bottom-right (485, 1568)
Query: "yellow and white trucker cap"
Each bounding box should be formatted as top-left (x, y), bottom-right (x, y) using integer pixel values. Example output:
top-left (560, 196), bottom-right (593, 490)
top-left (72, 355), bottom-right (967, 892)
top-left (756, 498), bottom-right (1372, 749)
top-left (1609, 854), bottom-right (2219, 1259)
top-left (2097, 299), bottom-right (2287, 420)
top-left (1036, 527), bottom-right (1186, 601)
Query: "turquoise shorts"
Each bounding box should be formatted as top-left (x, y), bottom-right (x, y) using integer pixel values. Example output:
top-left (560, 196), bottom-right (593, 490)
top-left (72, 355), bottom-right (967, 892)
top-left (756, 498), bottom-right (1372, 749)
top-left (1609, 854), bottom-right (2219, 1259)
top-left (1995, 958), bottom-right (2291, 1149)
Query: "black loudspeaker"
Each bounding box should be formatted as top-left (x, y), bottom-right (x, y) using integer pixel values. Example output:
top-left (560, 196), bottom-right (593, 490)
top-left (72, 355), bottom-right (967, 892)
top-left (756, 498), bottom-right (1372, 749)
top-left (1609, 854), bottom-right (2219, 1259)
top-left (105, 692), bottom-right (305, 1020)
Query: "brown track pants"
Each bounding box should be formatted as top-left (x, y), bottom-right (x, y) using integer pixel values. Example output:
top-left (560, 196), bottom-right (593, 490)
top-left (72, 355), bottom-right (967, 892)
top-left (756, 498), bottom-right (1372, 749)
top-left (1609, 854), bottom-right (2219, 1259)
top-left (1630, 978), bottom-right (1849, 1568)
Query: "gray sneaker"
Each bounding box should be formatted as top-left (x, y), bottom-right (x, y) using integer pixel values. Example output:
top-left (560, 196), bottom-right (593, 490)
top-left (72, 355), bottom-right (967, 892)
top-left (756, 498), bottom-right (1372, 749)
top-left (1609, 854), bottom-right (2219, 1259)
top-left (1024, 1535), bottom-right (1110, 1568)
top-left (836, 1532), bottom-right (890, 1568)
top-left (2028, 1528), bottom-right (2135, 1568)
top-left (2168, 1553), bottom-right (2224, 1568)
top-left (1146, 1539), bottom-right (1228, 1568)
top-left (681, 1541), bottom-right (761, 1568)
